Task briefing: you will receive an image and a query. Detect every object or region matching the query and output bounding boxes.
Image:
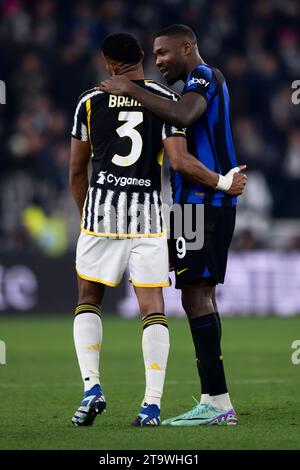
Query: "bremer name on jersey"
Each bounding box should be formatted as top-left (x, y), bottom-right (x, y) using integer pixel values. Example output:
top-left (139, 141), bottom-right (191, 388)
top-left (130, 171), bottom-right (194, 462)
top-left (72, 80), bottom-right (184, 237)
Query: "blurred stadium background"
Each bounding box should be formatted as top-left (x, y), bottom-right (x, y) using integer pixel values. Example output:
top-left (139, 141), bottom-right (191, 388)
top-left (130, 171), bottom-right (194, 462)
top-left (1, 0), bottom-right (300, 453)
top-left (1, 0), bottom-right (300, 317)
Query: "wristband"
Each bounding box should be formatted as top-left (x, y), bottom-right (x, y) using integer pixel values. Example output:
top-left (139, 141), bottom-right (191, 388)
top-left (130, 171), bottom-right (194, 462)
top-left (215, 167), bottom-right (241, 192)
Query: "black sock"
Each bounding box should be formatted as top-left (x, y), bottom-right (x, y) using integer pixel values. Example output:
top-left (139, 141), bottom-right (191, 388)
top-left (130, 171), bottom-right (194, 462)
top-left (196, 358), bottom-right (209, 395)
top-left (215, 311), bottom-right (222, 338)
top-left (189, 313), bottom-right (228, 396)
top-left (195, 312), bottom-right (222, 395)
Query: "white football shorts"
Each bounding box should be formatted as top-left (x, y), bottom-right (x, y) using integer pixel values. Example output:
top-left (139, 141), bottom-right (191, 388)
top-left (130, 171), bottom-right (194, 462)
top-left (76, 231), bottom-right (169, 287)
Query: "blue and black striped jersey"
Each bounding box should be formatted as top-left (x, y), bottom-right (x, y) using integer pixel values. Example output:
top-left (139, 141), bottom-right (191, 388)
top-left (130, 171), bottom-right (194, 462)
top-left (171, 64), bottom-right (238, 207)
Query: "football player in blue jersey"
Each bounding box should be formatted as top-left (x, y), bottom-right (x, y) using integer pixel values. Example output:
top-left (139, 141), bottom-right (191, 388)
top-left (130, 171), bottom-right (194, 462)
top-left (100, 24), bottom-right (247, 426)
top-left (71, 31), bottom-right (246, 428)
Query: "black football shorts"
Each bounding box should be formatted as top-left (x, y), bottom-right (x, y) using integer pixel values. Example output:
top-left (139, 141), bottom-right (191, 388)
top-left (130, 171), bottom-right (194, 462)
top-left (169, 204), bottom-right (236, 288)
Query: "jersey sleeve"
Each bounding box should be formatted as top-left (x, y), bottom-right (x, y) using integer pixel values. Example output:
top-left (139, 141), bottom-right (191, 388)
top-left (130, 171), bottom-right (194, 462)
top-left (182, 66), bottom-right (217, 104)
top-left (71, 97), bottom-right (89, 141)
top-left (161, 93), bottom-right (186, 140)
top-left (162, 122), bottom-right (186, 140)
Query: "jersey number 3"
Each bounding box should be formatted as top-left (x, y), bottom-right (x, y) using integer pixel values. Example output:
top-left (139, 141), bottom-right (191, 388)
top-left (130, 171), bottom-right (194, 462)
top-left (112, 111), bottom-right (143, 167)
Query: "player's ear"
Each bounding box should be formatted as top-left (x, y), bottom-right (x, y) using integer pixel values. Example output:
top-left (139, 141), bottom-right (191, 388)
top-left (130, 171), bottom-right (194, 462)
top-left (183, 41), bottom-right (192, 56)
top-left (140, 50), bottom-right (145, 62)
top-left (111, 63), bottom-right (120, 76)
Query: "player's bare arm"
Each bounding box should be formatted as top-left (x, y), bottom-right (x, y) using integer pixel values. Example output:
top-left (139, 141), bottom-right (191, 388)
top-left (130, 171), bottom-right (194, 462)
top-left (163, 136), bottom-right (247, 195)
top-left (69, 137), bottom-right (91, 215)
top-left (99, 77), bottom-right (206, 128)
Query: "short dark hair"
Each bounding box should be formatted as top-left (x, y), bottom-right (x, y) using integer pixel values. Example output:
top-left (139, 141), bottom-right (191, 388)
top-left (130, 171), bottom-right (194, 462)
top-left (101, 33), bottom-right (143, 64)
top-left (155, 24), bottom-right (197, 44)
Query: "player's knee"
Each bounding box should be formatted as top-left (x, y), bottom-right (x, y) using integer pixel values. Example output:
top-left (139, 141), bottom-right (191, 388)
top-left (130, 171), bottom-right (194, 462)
top-left (182, 301), bottom-right (210, 318)
top-left (138, 301), bottom-right (164, 316)
top-left (77, 294), bottom-right (101, 305)
top-left (182, 284), bottom-right (214, 317)
top-left (78, 288), bottom-right (101, 305)
top-left (134, 287), bottom-right (164, 316)
top-left (77, 277), bottom-right (105, 305)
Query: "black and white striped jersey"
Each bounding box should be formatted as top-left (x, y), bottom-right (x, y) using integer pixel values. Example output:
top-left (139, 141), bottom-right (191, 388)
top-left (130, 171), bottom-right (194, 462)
top-left (71, 79), bottom-right (185, 237)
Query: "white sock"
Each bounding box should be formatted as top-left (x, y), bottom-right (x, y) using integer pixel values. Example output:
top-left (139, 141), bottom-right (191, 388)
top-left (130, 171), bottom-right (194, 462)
top-left (210, 392), bottom-right (233, 410)
top-left (141, 323), bottom-right (170, 408)
top-left (200, 393), bottom-right (210, 405)
top-left (73, 310), bottom-right (102, 392)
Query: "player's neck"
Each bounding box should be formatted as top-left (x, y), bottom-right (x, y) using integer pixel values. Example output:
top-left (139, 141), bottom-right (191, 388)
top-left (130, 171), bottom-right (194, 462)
top-left (122, 71), bottom-right (144, 80)
top-left (116, 63), bottom-right (144, 80)
top-left (183, 55), bottom-right (205, 80)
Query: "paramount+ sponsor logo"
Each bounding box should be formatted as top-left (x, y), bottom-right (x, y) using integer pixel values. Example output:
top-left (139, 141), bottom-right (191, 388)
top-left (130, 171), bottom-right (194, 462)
top-left (187, 77), bottom-right (209, 88)
top-left (96, 171), bottom-right (151, 187)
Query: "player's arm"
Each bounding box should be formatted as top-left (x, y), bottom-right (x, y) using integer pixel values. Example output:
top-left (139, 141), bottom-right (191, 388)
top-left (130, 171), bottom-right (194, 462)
top-left (99, 77), bottom-right (205, 128)
top-left (164, 136), bottom-right (216, 188)
top-left (70, 94), bottom-right (91, 216)
top-left (163, 136), bottom-right (247, 195)
top-left (69, 138), bottom-right (90, 215)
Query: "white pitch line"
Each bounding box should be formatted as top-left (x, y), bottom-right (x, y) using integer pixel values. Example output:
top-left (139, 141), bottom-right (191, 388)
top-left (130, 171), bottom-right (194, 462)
top-left (0, 378), bottom-right (290, 388)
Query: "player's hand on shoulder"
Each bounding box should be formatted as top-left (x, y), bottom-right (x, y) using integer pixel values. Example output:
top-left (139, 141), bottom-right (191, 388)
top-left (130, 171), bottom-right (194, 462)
top-left (98, 76), bottom-right (132, 95)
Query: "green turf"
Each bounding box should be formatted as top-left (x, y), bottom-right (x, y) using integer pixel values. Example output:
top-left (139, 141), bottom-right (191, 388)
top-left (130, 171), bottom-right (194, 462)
top-left (0, 315), bottom-right (299, 450)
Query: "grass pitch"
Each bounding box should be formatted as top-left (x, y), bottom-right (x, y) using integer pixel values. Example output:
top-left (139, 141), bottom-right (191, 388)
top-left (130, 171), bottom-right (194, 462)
top-left (0, 315), bottom-right (299, 450)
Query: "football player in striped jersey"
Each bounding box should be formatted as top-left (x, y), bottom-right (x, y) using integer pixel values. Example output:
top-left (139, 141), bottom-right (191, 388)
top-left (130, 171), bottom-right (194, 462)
top-left (70, 32), bottom-right (246, 427)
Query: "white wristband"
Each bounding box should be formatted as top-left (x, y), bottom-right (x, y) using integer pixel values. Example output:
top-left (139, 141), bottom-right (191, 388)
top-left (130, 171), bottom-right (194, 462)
top-left (215, 167), bottom-right (241, 192)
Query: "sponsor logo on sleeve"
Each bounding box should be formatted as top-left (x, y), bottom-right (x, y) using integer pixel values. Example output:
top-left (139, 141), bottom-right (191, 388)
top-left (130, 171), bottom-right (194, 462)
top-left (187, 77), bottom-right (210, 88)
